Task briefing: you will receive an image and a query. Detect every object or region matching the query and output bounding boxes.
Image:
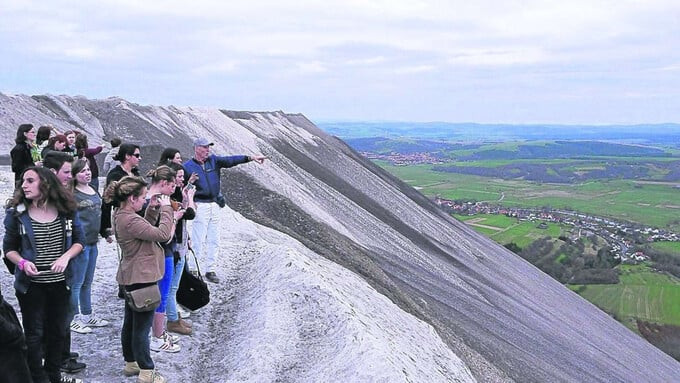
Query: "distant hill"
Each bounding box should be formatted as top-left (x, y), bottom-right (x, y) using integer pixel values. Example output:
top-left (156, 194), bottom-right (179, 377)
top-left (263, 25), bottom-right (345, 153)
top-left (342, 137), bottom-right (481, 154)
top-left (343, 138), bottom-right (676, 160)
top-left (318, 121), bottom-right (680, 147)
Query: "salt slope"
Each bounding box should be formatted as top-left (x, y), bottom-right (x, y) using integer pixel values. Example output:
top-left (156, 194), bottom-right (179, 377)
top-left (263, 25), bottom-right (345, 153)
top-left (212, 208), bottom-right (476, 383)
top-left (216, 113), bottom-right (679, 382)
top-left (215, 111), bottom-right (680, 382)
top-left (0, 93), bottom-right (106, 146)
top-left (0, 167), bottom-right (476, 383)
top-left (2, 93), bottom-right (680, 382)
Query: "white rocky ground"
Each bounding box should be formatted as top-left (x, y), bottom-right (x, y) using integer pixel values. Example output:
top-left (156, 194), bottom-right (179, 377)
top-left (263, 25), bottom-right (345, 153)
top-left (0, 167), bottom-right (476, 383)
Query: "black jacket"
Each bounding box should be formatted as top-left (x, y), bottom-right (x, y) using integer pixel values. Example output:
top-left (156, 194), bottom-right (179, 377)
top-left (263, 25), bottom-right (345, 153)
top-left (10, 142), bottom-right (34, 182)
top-left (100, 165), bottom-right (140, 237)
top-left (0, 286), bottom-right (32, 382)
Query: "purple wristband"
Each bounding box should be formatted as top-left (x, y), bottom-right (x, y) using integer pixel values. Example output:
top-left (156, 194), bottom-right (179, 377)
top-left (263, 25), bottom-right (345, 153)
top-left (18, 258), bottom-right (27, 271)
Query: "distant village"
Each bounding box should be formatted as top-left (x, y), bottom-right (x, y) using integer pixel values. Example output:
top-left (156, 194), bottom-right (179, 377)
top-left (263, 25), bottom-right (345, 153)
top-left (361, 150), bottom-right (680, 264)
top-left (435, 197), bottom-right (679, 264)
top-left (360, 152), bottom-right (444, 165)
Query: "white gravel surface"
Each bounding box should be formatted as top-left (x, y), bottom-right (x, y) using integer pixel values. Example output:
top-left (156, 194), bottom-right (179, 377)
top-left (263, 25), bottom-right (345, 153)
top-left (0, 167), bottom-right (476, 383)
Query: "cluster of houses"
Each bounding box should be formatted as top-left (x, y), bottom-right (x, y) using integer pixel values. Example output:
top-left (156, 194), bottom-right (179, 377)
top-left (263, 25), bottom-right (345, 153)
top-left (360, 152), bottom-right (444, 166)
top-left (436, 197), bottom-right (679, 264)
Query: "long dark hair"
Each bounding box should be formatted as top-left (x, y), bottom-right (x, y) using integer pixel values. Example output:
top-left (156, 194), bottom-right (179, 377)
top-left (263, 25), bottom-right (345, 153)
top-left (158, 148), bottom-right (180, 166)
top-left (71, 159), bottom-right (89, 188)
top-left (103, 176), bottom-right (148, 207)
top-left (167, 162), bottom-right (185, 175)
top-left (167, 162), bottom-right (186, 200)
top-left (75, 133), bottom-right (89, 156)
top-left (47, 134), bottom-right (68, 149)
top-left (15, 124), bottom-right (34, 144)
top-left (113, 143), bottom-right (140, 163)
top-left (37, 125), bottom-right (53, 145)
top-left (7, 166), bottom-right (77, 215)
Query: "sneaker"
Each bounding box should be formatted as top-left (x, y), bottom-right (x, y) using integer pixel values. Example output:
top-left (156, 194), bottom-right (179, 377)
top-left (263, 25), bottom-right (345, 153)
top-left (69, 352), bottom-right (79, 359)
top-left (177, 306), bottom-right (191, 319)
top-left (205, 271), bottom-right (220, 283)
top-left (61, 358), bottom-right (86, 373)
top-left (70, 320), bottom-right (92, 334)
top-left (60, 376), bottom-right (83, 383)
top-left (162, 331), bottom-right (180, 344)
top-left (150, 335), bottom-right (180, 353)
top-left (81, 315), bottom-right (110, 327)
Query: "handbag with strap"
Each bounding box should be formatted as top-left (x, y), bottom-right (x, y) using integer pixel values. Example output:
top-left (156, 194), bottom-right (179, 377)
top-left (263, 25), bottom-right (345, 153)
top-left (125, 284), bottom-right (161, 312)
top-left (177, 248), bottom-right (210, 311)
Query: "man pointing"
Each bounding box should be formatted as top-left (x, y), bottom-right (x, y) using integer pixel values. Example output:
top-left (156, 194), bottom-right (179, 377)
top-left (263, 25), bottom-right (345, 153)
top-left (183, 138), bottom-right (266, 283)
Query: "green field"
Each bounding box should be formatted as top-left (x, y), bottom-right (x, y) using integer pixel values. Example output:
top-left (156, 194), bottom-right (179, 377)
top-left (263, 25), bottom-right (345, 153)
top-left (454, 214), bottom-right (565, 249)
top-left (569, 265), bottom-right (680, 331)
top-left (383, 163), bottom-right (680, 232)
top-left (381, 160), bottom-right (680, 335)
top-left (651, 241), bottom-right (680, 257)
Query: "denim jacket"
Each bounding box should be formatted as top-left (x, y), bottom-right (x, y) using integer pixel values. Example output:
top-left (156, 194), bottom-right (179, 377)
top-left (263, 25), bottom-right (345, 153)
top-left (2, 205), bottom-right (85, 294)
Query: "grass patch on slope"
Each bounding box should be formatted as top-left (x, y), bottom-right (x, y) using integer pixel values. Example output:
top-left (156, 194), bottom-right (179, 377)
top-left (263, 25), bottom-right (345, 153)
top-left (569, 264), bottom-right (680, 332)
top-left (651, 242), bottom-right (680, 257)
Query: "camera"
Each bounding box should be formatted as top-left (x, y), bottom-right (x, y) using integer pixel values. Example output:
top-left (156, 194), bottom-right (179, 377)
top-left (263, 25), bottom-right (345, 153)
top-left (170, 200), bottom-right (181, 211)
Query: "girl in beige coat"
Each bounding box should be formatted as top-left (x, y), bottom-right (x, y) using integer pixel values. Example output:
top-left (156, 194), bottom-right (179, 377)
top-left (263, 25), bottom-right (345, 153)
top-left (104, 176), bottom-right (174, 383)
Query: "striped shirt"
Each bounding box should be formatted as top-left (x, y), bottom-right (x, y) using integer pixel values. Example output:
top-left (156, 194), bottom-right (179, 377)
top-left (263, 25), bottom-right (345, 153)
top-left (31, 218), bottom-right (65, 283)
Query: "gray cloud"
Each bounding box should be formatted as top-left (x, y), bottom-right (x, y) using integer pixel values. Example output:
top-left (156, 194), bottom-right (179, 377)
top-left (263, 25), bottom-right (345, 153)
top-left (1, 0), bottom-right (679, 123)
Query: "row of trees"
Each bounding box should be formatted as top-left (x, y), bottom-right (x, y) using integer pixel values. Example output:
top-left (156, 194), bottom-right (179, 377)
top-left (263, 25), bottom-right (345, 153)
top-left (505, 236), bottom-right (620, 284)
top-left (640, 246), bottom-right (680, 278)
top-left (507, 235), bottom-right (680, 285)
top-left (434, 160), bottom-right (673, 183)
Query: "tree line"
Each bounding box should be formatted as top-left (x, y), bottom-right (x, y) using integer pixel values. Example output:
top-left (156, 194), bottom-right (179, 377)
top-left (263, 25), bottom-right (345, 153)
top-left (505, 236), bottom-right (620, 284)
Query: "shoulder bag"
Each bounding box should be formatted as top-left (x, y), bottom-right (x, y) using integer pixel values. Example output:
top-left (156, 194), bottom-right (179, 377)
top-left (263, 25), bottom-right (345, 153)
top-left (125, 284), bottom-right (161, 312)
top-left (177, 248), bottom-right (210, 311)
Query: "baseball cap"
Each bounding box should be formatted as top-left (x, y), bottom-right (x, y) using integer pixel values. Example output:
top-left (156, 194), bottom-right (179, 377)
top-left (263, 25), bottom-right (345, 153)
top-left (193, 138), bottom-right (214, 147)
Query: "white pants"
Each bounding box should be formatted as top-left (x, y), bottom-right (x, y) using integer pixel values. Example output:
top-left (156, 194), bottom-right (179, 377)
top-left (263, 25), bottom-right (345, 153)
top-left (190, 202), bottom-right (220, 273)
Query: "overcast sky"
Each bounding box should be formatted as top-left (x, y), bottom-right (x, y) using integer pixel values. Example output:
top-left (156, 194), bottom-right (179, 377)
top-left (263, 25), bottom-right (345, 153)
top-left (1, 1), bottom-right (679, 124)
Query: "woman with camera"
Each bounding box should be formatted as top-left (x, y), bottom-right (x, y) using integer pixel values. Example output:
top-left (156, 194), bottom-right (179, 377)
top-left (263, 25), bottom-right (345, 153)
top-left (143, 166), bottom-right (188, 353)
top-left (104, 175), bottom-right (174, 383)
top-left (163, 162), bottom-right (196, 335)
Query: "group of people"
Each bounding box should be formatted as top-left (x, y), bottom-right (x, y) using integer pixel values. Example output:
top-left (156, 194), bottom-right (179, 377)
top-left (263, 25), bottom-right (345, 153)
top-left (2, 124), bottom-right (265, 383)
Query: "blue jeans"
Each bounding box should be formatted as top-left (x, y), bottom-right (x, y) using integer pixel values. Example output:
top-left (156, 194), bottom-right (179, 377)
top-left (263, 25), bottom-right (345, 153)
top-left (166, 254), bottom-right (186, 321)
top-left (121, 288), bottom-right (155, 370)
top-left (155, 256), bottom-right (174, 313)
top-left (17, 281), bottom-right (70, 383)
top-left (69, 244), bottom-right (98, 316)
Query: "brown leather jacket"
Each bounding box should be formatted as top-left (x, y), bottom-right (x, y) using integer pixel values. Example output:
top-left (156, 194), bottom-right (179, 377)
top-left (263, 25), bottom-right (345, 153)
top-left (113, 205), bottom-right (173, 285)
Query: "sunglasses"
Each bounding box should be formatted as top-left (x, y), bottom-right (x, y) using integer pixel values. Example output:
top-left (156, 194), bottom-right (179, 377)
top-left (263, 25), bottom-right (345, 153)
top-left (132, 153), bottom-right (141, 158)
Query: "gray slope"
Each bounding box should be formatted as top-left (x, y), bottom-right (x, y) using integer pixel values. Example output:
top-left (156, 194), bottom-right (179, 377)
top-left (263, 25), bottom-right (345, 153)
top-left (1, 93), bottom-right (678, 382)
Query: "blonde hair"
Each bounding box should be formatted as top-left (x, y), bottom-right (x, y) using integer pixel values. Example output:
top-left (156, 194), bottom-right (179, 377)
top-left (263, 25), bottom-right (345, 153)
top-left (103, 176), bottom-right (148, 207)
